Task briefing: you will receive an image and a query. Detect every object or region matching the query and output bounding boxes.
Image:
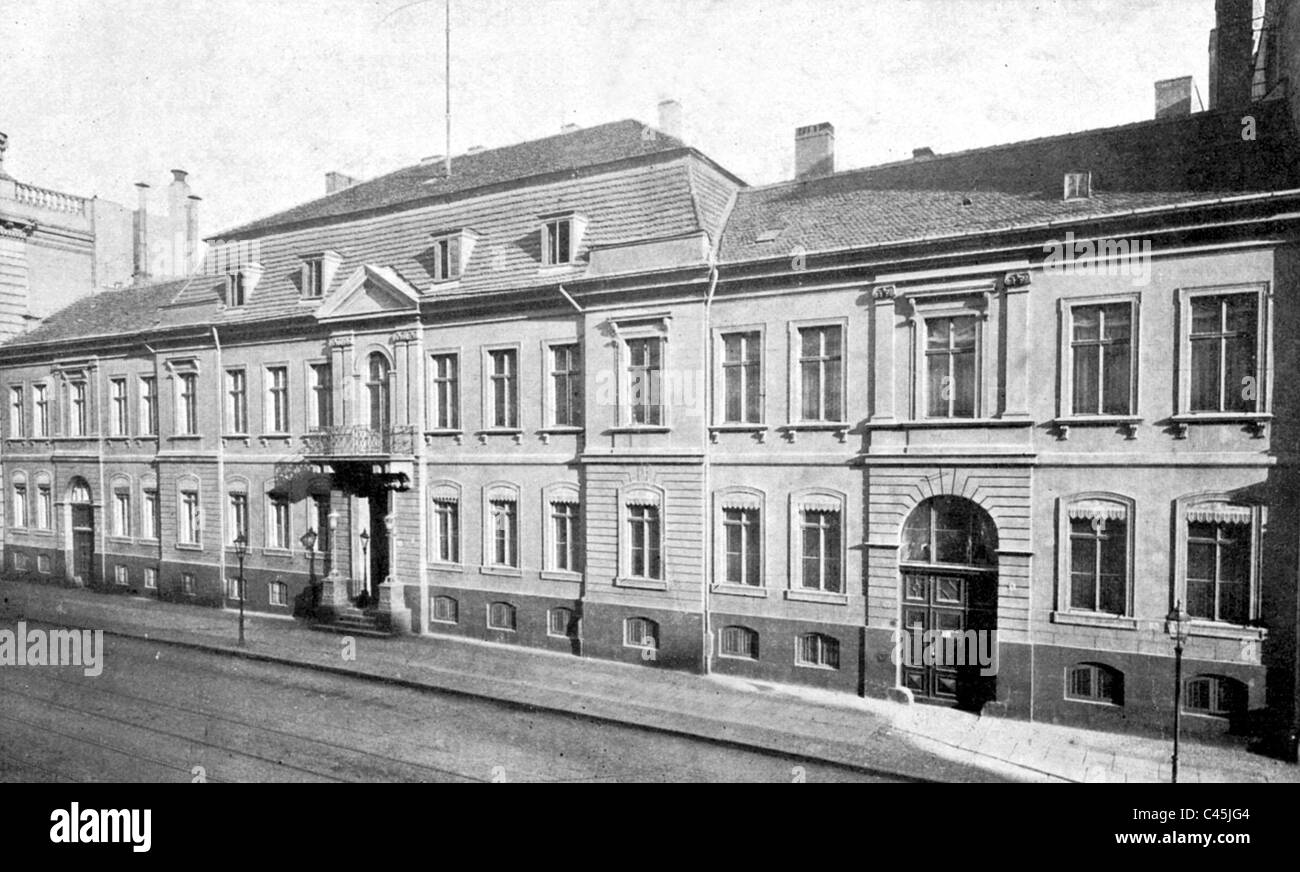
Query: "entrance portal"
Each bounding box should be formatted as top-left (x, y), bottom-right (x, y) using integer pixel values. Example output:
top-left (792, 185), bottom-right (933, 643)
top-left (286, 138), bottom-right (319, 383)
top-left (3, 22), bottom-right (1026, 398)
top-left (899, 496), bottom-right (999, 710)
top-left (68, 478), bottom-right (94, 584)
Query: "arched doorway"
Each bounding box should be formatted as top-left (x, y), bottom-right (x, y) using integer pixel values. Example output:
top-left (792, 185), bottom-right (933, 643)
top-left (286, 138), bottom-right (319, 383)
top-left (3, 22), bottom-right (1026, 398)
top-left (67, 477), bottom-right (94, 585)
top-left (367, 352), bottom-right (392, 433)
top-left (899, 496), bottom-right (999, 709)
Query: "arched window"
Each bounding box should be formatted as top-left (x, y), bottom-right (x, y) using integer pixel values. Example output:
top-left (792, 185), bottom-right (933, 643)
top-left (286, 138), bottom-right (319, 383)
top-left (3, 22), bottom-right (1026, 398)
top-left (367, 352), bottom-right (391, 432)
top-left (487, 601), bottom-right (516, 631)
top-left (901, 496), bottom-right (998, 567)
top-left (624, 617), bottom-right (659, 650)
top-left (431, 595), bottom-right (458, 625)
top-left (1061, 495), bottom-right (1133, 616)
top-left (1066, 662), bottom-right (1124, 705)
top-left (719, 626), bottom-right (759, 660)
top-left (67, 476), bottom-right (92, 504)
top-left (547, 607), bottom-right (576, 639)
top-left (795, 633), bottom-right (840, 669)
top-left (1184, 674), bottom-right (1247, 717)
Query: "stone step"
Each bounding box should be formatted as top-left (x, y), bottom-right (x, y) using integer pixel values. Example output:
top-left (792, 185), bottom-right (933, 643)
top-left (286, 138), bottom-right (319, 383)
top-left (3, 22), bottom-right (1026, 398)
top-left (309, 622), bottom-right (392, 639)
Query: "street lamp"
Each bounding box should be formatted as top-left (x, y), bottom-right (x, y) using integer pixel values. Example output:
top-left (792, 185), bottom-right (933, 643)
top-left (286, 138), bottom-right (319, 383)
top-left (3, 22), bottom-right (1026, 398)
top-left (233, 533), bottom-right (249, 646)
top-left (1166, 601), bottom-right (1192, 784)
top-left (359, 528), bottom-right (370, 604)
top-left (301, 527), bottom-right (318, 616)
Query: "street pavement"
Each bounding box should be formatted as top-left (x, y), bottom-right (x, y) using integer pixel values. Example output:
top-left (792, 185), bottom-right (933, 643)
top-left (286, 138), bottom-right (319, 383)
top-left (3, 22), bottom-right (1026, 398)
top-left (1, 578), bottom-right (1296, 783)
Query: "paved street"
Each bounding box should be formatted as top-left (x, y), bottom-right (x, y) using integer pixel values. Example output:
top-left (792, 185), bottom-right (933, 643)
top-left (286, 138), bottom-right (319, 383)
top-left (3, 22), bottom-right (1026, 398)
top-left (0, 631), bottom-right (901, 783)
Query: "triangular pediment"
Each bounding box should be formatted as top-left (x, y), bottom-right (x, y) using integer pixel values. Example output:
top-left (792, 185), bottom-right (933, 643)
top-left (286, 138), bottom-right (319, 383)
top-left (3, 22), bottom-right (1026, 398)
top-left (314, 265), bottom-right (420, 322)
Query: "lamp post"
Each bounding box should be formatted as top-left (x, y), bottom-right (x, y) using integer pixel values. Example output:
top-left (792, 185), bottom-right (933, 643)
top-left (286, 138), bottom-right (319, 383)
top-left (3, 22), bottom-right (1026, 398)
top-left (359, 528), bottom-right (370, 604)
top-left (301, 527), bottom-right (318, 615)
top-left (383, 513), bottom-right (395, 586)
top-left (1166, 601), bottom-right (1191, 784)
top-left (233, 533), bottom-right (248, 646)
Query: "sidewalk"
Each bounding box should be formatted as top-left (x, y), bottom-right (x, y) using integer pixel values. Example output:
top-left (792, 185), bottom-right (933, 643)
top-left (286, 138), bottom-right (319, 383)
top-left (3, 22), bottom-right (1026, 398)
top-left (2, 578), bottom-right (1296, 783)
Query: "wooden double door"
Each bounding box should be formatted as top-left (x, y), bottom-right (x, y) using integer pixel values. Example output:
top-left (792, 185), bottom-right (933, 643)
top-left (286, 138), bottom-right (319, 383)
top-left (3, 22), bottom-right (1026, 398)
top-left (900, 569), bottom-right (997, 709)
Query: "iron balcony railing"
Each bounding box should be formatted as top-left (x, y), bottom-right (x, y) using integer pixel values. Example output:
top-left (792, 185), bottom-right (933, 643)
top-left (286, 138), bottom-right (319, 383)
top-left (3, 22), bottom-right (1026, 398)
top-left (301, 425), bottom-right (419, 458)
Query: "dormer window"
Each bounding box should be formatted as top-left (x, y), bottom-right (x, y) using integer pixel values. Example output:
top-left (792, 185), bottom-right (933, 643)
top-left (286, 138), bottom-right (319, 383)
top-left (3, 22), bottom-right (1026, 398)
top-left (428, 229), bottom-right (479, 283)
top-left (539, 212), bottom-right (586, 267)
top-left (1063, 172), bottom-right (1092, 201)
top-left (300, 251), bottom-right (342, 299)
top-left (224, 263), bottom-right (262, 308)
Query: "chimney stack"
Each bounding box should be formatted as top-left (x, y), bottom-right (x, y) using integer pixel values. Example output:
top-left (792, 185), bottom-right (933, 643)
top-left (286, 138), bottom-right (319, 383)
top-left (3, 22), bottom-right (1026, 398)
top-left (912, 146), bottom-right (935, 160)
top-left (133, 182), bottom-right (151, 282)
top-left (795, 122), bottom-right (835, 180)
top-left (657, 99), bottom-right (683, 140)
top-left (1209, 0), bottom-right (1254, 109)
top-left (185, 195), bottom-right (201, 274)
top-left (1155, 76), bottom-right (1195, 118)
top-left (0, 132), bottom-right (10, 180)
top-left (325, 171), bottom-right (359, 195)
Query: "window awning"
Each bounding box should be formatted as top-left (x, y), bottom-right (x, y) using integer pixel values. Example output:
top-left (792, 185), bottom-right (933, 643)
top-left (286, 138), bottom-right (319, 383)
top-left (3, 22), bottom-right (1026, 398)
top-left (1067, 500), bottom-right (1128, 523)
top-left (798, 495), bottom-right (842, 513)
top-left (719, 492), bottom-right (761, 511)
top-left (1187, 503), bottom-right (1252, 525)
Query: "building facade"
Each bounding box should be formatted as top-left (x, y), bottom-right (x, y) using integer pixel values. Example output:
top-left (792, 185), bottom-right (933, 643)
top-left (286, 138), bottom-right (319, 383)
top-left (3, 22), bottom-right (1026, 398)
top-left (2, 38), bottom-right (1299, 742)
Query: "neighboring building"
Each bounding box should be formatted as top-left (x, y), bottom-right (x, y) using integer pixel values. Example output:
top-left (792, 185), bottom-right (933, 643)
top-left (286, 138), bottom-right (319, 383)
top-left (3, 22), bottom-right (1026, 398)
top-left (0, 133), bottom-right (201, 341)
top-left (1, 6), bottom-right (1298, 741)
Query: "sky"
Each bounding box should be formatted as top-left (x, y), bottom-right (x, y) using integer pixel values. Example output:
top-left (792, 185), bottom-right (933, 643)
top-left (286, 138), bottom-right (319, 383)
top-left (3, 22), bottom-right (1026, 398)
top-left (0, 0), bottom-right (1227, 238)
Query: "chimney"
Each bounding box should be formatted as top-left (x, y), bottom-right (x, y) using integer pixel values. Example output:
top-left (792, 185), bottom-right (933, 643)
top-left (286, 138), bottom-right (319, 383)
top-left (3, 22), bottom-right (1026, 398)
top-left (185, 195), bottom-right (201, 274)
top-left (657, 99), bottom-right (683, 140)
top-left (1155, 76), bottom-right (1195, 118)
top-left (133, 182), bottom-right (151, 282)
top-left (795, 122), bottom-right (835, 180)
top-left (325, 171), bottom-right (359, 194)
top-left (1209, 0), bottom-right (1254, 109)
top-left (560, 123), bottom-right (580, 134)
top-left (912, 146), bottom-right (935, 160)
top-left (466, 145), bottom-right (485, 154)
top-left (0, 131), bottom-right (9, 180)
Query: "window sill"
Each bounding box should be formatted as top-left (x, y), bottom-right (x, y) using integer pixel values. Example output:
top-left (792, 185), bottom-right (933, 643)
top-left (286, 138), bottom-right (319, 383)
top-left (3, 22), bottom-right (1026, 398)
top-left (1050, 611), bottom-right (1138, 630)
top-left (262, 547), bottom-right (293, 558)
top-left (540, 570), bottom-right (583, 582)
top-left (615, 576), bottom-right (668, 591)
top-left (175, 543), bottom-right (203, 552)
top-left (222, 434), bottom-right (251, 443)
top-left (428, 561), bottom-right (464, 573)
top-left (866, 418), bottom-right (1031, 430)
top-left (794, 661), bottom-right (839, 671)
top-left (168, 434), bottom-right (203, 441)
top-left (1187, 621), bottom-right (1267, 641)
top-left (475, 429), bottom-right (524, 445)
top-left (105, 535), bottom-right (137, 545)
top-left (1168, 413), bottom-right (1271, 439)
top-left (1050, 416), bottom-right (1142, 441)
top-left (709, 424), bottom-right (768, 444)
top-left (784, 589), bottom-right (848, 605)
top-left (778, 423), bottom-right (849, 443)
top-left (711, 583), bottom-right (768, 598)
top-left (608, 425), bottom-right (671, 434)
top-left (479, 565), bottom-right (522, 578)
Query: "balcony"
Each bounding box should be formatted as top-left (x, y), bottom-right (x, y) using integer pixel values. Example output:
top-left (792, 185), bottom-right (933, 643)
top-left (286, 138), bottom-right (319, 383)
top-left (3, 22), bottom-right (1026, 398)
top-left (301, 425), bottom-right (419, 459)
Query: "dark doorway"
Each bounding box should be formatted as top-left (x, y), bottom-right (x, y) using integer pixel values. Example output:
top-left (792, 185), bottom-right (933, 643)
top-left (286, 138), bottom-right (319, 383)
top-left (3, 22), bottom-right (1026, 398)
top-left (368, 490), bottom-right (390, 599)
top-left (71, 503), bottom-right (94, 584)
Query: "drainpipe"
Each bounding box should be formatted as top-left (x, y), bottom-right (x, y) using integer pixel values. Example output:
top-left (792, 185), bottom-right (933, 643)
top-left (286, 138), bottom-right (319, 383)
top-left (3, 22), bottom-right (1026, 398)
top-left (702, 265), bottom-right (719, 674)
top-left (93, 358), bottom-right (106, 586)
top-left (212, 326), bottom-right (226, 597)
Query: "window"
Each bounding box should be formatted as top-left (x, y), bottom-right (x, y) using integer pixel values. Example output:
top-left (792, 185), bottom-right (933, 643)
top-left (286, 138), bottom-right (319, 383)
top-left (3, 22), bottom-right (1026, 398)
top-left (112, 489), bottom-right (131, 538)
top-left (114, 565), bottom-right (129, 586)
top-left (550, 344), bottom-right (582, 427)
top-left (229, 492), bottom-right (249, 545)
top-left (800, 509), bottom-right (842, 593)
top-left (797, 325), bottom-right (843, 422)
top-left (1066, 663), bottom-right (1123, 705)
top-left (139, 376), bottom-right (158, 436)
top-left (12, 482), bottom-right (28, 528)
top-left (142, 489), bottom-right (159, 540)
top-left (432, 497), bottom-right (459, 563)
top-left (268, 494), bottom-right (292, 550)
top-left (550, 500), bottom-right (579, 572)
top-left (311, 494), bottom-right (331, 553)
top-left (902, 495), bottom-right (999, 568)
top-left (487, 601), bottom-right (517, 631)
top-left (266, 366), bottom-right (289, 434)
top-left (269, 582), bottom-right (288, 607)
top-left (180, 489), bottom-right (201, 545)
top-left (925, 316), bottom-right (977, 418)
top-left (303, 258), bottom-right (324, 298)
top-left (1186, 520), bottom-right (1251, 625)
top-left (367, 353), bottom-right (391, 432)
top-left (227, 272), bottom-right (247, 307)
top-left (796, 633), bottom-right (840, 669)
top-left (489, 499), bottom-right (518, 568)
top-left (181, 572), bottom-right (196, 595)
top-left (627, 337), bottom-right (662, 425)
top-left (9, 385), bottom-right (24, 437)
top-left (226, 369), bottom-right (247, 434)
top-left (35, 484), bottom-right (51, 529)
top-left (33, 384), bottom-right (48, 437)
top-left (1069, 303), bottom-right (1133, 416)
top-left (432, 234), bottom-right (462, 282)
top-left (225, 576), bottom-right (242, 599)
top-left (430, 353), bottom-right (459, 429)
top-left (542, 218), bottom-right (572, 265)
top-left (309, 363), bottom-right (332, 430)
top-left (719, 626), bottom-right (759, 660)
top-left (177, 373), bottom-right (198, 435)
top-left (36, 554), bottom-right (51, 574)
top-left (722, 331), bottom-right (761, 424)
top-left (1189, 293), bottom-right (1258, 413)
top-left (107, 378), bottom-right (128, 435)
top-left (627, 505), bottom-right (662, 580)
top-left (68, 381), bottom-right (88, 436)
top-left (548, 607), bottom-right (576, 638)
top-left (488, 349), bottom-right (518, 429)
top-left (624, 617), bottom-right (659, 651)
top-left (1184, 675), bottom-right (1246, 717)
top-left (431, 595), bottom-right (458, 624)
top-left (724, 508), bottom-right (761, 586)
top-left (144, 567), bottom-right (157, 590)
top-left (1066, 499), bottom-right (1130, 615)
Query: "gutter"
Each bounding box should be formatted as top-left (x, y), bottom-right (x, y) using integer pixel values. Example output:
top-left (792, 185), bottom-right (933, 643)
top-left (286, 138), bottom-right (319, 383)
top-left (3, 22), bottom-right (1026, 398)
top-left (212, 326), bottom-right (226, 594)
top-left (701, 264), bottom-right (719, 675)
